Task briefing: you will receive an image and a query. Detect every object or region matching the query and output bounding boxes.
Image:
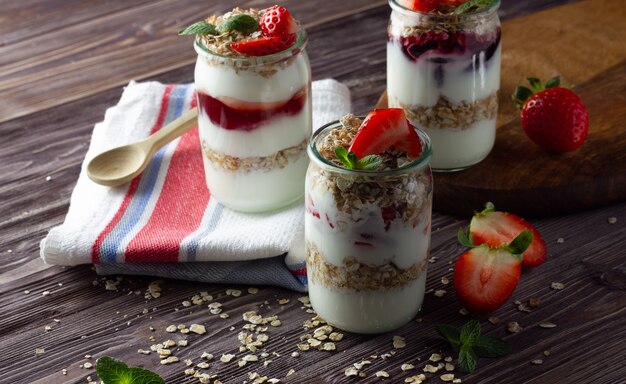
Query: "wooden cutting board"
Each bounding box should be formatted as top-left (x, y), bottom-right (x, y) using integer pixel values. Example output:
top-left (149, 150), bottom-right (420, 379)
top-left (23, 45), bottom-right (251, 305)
top-left (377, 0), bottom-right (626, 217)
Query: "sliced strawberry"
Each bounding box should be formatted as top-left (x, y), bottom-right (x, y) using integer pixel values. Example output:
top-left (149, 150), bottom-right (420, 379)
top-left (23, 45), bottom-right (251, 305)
top-left (454, 245), bottom-right (522, 315)
top-left (261, 5), bottom-right (298, 37)
top-left (469, 203), bottom-right (547, 268)
top-left (348, 108), bottom-right (422, 158)
top-left (231, 35), bottom-right (295, 56)
top-left (400, 0), bottom-right (440, 12)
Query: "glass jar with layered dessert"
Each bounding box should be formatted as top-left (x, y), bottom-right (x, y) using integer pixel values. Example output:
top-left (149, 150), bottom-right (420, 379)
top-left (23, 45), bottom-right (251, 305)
top-left (187, 6), bottom-right (311, 212)
top-left (387, 0), bottom-right (501, 171)
top-left (305, 110), bottom-right (433, 333)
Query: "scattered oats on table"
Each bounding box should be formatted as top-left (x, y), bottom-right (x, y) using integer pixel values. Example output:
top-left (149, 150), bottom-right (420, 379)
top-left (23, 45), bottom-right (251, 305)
top-left (434, 289), bottom-right (446, 297)
top-left (401, 363), bottom-right (415, 371)
top-left (539, 322), bottom-right (557, 328)
top-left (375, 370), bottom-right (390, 377)
top-left (423, 364), bottom-right (439, 373)
top-left (508, 321), bottom-right (522, 333)
top-left (393, 335), bottom-right (407, 349)
top-left (607, 216), bottom-right (617, 224)
top-left (551, 282), bottom-right (565, 290)
top-left (531, 359), bottom-right (543, 365)
top-left (429, 353), bottom-right (442, 362)
top-left (441, 373), bottom-right (455, 382)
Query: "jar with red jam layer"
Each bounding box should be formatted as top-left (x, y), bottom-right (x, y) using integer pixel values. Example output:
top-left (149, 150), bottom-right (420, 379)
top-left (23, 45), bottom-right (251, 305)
top-left (195, 26), bottom-right (311, 212)
top-left (387, 0), bottom-right (501, 171)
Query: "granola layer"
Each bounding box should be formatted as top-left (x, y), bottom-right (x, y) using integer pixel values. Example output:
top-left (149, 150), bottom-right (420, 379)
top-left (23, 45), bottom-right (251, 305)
top-left (306, 242), bottom-right (428, 291)
top-left (393, 92), bottom-right (498, 130)
top-left (310, 115), bottom-right (432, 224)
top-left (202, 137), bottom-right (307, 173)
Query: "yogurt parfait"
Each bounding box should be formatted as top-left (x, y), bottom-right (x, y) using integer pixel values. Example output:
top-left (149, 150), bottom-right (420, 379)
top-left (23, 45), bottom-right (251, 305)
top-left (387, 0), bottom-right (501, 171)
top-left (305, 109), bottom-right (433, 333)
top-left (181, 6), bottom-right (311, 212)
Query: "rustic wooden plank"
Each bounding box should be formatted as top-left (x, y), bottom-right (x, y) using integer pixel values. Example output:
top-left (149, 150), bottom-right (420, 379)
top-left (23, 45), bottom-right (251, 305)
top-left (0, 0), bottom-right (154, 46)
top-left (0, 0), bottom-right (387, 124)
top-left (2, 0), bottom-right (625, 383)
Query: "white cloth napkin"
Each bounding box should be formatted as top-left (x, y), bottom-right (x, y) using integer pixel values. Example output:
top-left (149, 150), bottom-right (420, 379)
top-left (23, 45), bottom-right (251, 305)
top-left (39, 79), bottom-right (351, 291)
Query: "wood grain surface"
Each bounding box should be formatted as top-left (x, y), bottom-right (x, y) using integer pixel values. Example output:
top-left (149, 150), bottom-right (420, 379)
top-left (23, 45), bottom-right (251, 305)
top-left (1, 0), bottom-right (625, 383)
top-left (377, 0), bottom-right (626, 217)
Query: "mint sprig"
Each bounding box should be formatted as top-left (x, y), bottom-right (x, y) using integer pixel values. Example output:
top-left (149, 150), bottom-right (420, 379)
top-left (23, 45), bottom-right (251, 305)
top-left (436, 320), bottom-right (511, 373)
top-left (96, 356), bottom-right (165, 384)
top-left (217, 14), bottom-right (259, 34)
top-left (335, 146), bottom-right (383, 171)
top-left (178, 21), bottom-right (217, 35)
top-left (454, 0), bottom-right (495, 14)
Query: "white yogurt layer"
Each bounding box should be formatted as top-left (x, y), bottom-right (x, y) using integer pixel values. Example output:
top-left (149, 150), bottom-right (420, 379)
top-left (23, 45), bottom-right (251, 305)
top-left (202, 153), bottom-right (308, 213)
top-left (305, 190), bottom-right (430, 270)
top-left (425, 118), bottom-right (496, 170)
top-left (195, 50), bottom-right (311, 102)
top-left (305, 176), bottom-right (431, 333)
top-left (308, 273), bottom-right (427, 334)
top-left (197, 103), bottom-right (311, 158)
top-left (387, 41), bottom-right (501, 106)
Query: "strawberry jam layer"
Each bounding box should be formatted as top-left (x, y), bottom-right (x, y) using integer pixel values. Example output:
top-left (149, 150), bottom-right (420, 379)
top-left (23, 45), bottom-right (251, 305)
top-left (197, 86), bottom-right (308, 131)
top-left (391, 28), bottom-right (501, 63)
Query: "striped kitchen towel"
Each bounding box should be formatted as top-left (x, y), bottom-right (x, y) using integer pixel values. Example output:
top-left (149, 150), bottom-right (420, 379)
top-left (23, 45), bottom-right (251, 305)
top-left (40, 80), bottom-right (351, 292)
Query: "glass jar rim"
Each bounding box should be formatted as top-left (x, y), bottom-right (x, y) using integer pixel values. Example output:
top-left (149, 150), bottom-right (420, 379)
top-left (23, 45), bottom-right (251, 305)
top-left (194, 29), bottom-right (308, 65)
top-left (389, 0), bottom-right (500, 19)
top-left (308, 118), bottom-right (432, 176)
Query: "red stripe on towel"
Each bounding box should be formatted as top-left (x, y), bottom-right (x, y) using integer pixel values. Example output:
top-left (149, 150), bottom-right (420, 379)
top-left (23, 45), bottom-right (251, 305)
top-left (91, 85), bottom-right (175, 263)
top-left (125, 102), bottom-right (208, 262)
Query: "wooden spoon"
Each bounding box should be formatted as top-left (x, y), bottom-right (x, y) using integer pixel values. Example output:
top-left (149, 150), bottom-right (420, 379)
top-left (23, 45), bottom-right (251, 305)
top-left (87, 107), bottom-right (198, 187)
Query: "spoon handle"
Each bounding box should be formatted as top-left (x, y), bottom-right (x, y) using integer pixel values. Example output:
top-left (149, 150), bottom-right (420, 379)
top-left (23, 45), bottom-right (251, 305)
top-left (144, 107), bottom-right (198, 151)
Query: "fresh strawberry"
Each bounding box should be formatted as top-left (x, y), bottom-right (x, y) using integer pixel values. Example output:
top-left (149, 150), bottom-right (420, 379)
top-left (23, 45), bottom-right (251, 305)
top-left (260, 5), bottom-right (298, 37)
top-left (399, 0), bottom-right (468, 12)
top-left (513, 76), bottom-right (589, 153)
top-left (469, 202), bottom-right (547, 268)
top-left (231, 35), bottom-right (295, 56)
top-left (348, 108), bottom-right (422, 158)
top-left (454, 229), bottom-right (533, 314)
top-left (400, 0), bottom-right (440, 12)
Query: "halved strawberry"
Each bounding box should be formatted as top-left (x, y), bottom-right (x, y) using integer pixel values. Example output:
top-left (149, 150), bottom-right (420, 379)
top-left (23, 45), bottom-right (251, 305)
top-left (231, 35), bottom-right (295, 56)
top-left (469, 202), bottom-right (547, 268)
top-left (348, 108), bottom-right (422, 158)
top-left (260, 5), bottom-right (298, 37)
top-left (454, 229), bottom-right (532, 314)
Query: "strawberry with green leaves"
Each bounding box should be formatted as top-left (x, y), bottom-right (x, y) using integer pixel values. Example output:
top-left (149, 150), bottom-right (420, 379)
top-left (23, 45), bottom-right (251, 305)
top-left (454, 228), bottom-right (533, 315)
top-left (512, 76), bottom-right (589, 153)
top-left (469, 202), bottom-right (547, 268)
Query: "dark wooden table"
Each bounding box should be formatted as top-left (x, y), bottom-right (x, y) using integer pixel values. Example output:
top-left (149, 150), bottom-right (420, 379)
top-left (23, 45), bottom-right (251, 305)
top-left (1, 1), bottom-right (625, 383)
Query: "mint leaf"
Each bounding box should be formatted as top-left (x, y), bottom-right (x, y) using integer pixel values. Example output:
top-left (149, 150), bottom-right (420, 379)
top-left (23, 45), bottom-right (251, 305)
top-left (96, 356), bottom-right (164, 384)
top-left (454, 0), bottom-right (494, 14)
top-left (178, 21), bottom-right (217, 35)
top-left (217, 14), bottom-right (259, 34)
top-left (335, 146), bottom-right (356, 169)
top-left (357, 154), bottom-right (383, 170)
top-left (457, 226), bottom-right (475, 248)
top-left (473, 335), bottom-right (512, 357)
top-left (460, 320), bottom-right (481, 346)
top-left (458, 344), bottom-right (478, 373)
top-left (436, 324), bottom-right (461, 352)
top-left (335, 147), bottom-right (382, 170)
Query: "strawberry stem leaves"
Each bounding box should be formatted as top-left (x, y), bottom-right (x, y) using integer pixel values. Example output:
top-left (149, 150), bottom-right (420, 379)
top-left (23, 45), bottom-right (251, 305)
top-left (512, 76), bottom-right (564, 109)
top-left (506, 229), bottom-right (533, 255)
top-left (436, 320), bottom-right (511, 373)
top-left (545, 76), bottom-right (561, 89)
top-left (457, 226), bottom-right (476, 248)
top-left (335, 146), bottom-right (383, 171)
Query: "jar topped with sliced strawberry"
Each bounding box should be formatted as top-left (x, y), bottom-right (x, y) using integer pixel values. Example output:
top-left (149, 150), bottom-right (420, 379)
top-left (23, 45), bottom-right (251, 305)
top-left (313, 109), bottom-right (430, 173)
top-left (179, 6), bottom-right (303, 58)
top-left (305, 111), bottom-right (433, 333)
